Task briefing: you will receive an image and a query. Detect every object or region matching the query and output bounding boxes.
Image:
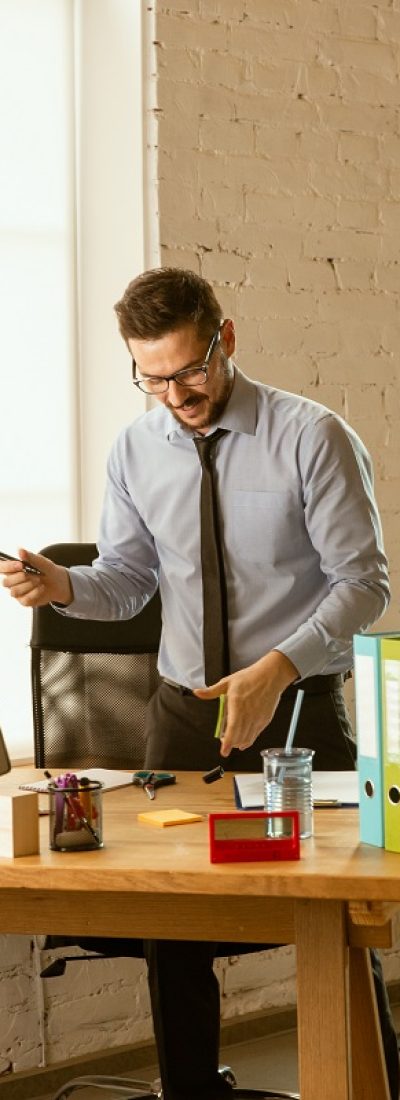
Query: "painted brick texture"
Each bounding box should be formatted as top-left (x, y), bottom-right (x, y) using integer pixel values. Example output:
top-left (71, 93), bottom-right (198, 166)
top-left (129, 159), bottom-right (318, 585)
top-left (155, 0), bottom-right (400, 623)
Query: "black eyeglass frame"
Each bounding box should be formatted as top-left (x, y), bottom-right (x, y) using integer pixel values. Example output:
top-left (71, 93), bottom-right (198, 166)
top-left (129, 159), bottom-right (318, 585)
top-left (131, 325), bottom-right (223, 395)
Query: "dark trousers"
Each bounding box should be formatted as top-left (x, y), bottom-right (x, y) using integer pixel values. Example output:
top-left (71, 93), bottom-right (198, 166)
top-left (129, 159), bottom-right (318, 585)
top-left (142, 678), bottom-right (399, 1100)
top-left (144, 674), bottom-right (357, 773)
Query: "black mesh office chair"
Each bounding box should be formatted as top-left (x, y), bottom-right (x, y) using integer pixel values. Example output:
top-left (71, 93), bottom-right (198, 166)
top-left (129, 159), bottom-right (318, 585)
top-left (31, 542), bottom-right (161, 771)
top-left (31, 543), bottom-right (298, 1100)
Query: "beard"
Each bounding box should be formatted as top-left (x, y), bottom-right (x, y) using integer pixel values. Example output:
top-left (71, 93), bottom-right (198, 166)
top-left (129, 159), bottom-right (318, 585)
top-left (167, 392), bottom-right (229, 429)
top-left (166, 360), bottom-right (234, 430)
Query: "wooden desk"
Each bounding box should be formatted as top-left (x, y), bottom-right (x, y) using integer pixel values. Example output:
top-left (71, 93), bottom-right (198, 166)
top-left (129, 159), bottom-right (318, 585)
top-left (0, 767), bottom-right (399, 1100)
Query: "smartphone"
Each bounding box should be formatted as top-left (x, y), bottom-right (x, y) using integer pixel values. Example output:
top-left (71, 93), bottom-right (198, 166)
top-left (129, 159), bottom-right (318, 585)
top-left (0, 551), bottom-right (41, 576)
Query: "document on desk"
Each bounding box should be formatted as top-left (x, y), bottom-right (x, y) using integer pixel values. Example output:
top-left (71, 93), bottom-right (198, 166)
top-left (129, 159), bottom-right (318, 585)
top-left (19, 768), bottom-right (133, 793)
top-left (234, 771), bottom-right (359, 810)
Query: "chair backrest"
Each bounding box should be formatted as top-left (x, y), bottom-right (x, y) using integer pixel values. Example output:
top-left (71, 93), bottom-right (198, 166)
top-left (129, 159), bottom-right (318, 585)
top-left (30, 543), bottom-right (161, 769)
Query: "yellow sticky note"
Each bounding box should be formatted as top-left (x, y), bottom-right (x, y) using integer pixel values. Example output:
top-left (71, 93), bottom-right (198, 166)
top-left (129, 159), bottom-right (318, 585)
top-left (137, 808), bottom-right (203, 828)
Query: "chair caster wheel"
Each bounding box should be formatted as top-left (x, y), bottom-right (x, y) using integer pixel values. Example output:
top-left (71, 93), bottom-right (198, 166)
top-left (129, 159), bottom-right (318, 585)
top-left (219, 1064), bottom-right (238, 1087)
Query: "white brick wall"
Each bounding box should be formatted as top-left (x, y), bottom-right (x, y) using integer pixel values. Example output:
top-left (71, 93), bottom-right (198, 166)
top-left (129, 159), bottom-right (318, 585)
top-left (41, 951), bottom-right (153, 1064)
top-left (155, 0), bottom-right (400, 620)
top-left (0, 936), bottom-right (42, 1073)
top-left (2, 0), bottom-right (400, 1077)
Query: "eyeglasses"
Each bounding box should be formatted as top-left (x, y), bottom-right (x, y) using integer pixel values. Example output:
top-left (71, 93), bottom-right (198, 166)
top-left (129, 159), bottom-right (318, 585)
top-left (132, 326), bottom-right (222, 395)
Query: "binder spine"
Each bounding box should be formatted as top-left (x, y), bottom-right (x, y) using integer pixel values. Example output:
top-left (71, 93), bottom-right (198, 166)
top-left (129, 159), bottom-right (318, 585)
top-left (381, 638), bottom-right (400, 853)
top-left (354, 634), bottom-right (384, 848)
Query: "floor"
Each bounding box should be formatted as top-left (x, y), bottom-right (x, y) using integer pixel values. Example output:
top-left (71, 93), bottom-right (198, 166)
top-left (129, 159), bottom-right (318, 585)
top-left (34, 1026), bottom-right (299, 1098)
top-left (24, 1002), bottom-right (400, 1099)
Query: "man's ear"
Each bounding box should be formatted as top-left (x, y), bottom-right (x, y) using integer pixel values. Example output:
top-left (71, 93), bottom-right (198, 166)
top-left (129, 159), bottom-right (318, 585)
top-left (222, 318), bottom-right (235, 357)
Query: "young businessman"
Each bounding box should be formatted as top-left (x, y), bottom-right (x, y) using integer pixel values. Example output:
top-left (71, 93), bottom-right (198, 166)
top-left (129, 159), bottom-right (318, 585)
top-left (1, 268), bottom-right (398, 1100)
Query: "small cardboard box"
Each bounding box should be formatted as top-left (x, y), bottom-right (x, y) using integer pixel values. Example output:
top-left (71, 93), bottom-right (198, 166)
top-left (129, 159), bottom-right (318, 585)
top-left (0, 792), bottom-right (39, 857)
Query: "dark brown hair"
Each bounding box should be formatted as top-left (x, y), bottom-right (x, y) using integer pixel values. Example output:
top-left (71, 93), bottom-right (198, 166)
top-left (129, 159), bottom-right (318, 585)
top-left (114, 267), bottom-right (223, 343)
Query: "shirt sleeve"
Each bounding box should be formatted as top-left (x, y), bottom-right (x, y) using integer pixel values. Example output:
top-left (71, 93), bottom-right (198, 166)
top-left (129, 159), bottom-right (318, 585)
top-left (275, 413), bottom-right (390, 679)
top-left (55, 435), bottom-right (159, 621)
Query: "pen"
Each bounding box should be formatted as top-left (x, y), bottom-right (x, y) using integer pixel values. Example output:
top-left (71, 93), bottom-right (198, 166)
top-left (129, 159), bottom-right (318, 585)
top-left (0, 552), bottom-right (42, 576)
top-left (79, 776), bottom-right (96, 820)
top-left (143, 772), bottom-right (156, 800)
top-left (314, 799), bottom-right (341, 808)
top-left (67, 794), bottom-right (101, 843)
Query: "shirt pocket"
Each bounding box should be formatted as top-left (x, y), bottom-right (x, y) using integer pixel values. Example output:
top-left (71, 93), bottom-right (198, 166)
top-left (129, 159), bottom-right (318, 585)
top-left (231, 489), bottom-right (301, 565)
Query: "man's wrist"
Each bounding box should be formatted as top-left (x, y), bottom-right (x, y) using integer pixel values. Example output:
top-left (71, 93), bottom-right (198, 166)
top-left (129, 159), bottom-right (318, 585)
top-left (54, 566), bottom-right (74, 607)
top-left (256, 650), bottom-right (299, 693)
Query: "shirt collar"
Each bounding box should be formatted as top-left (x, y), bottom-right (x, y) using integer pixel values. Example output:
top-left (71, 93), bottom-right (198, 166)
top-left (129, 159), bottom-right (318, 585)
top-left (163, 367), bottom-right (258, 441)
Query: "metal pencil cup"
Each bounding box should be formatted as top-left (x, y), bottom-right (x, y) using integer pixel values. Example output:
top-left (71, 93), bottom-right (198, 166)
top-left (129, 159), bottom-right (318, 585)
top-left (261, 748), bottom-right (315, 839)
top-left (48, 780), bottom-right (103, 851)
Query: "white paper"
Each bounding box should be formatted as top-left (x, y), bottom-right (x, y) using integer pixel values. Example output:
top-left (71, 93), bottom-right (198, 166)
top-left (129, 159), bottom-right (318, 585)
top-left (234, 770), bottom-right (359, 810)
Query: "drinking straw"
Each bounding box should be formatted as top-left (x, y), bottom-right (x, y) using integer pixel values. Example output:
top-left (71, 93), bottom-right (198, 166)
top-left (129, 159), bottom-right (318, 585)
top-left (278, 688), bottom-right (305, 782)
top-left (284, 688), bottom-right (305, 753)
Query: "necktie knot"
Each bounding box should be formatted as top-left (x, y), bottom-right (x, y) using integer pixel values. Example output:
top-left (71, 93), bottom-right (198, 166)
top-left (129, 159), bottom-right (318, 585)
top-left (193, 428), bottom-right (227, 470)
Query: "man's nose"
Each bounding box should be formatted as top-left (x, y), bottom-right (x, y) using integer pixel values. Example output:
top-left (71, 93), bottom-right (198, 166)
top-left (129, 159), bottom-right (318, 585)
top-left (167, 378), bottom-right (189, 405)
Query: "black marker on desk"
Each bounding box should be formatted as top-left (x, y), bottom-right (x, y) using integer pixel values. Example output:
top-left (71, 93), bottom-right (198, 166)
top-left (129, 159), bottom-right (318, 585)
top-left (203, 765), bottom-right (225, 784)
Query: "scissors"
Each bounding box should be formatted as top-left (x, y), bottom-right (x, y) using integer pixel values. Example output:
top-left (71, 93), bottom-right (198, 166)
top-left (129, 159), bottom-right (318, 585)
top-left (132, 770), bottom-right (176, 801)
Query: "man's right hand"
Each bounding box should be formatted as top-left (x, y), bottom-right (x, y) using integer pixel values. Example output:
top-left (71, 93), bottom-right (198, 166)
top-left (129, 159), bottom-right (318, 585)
top-left (0, 548), bottom-right (73, 608)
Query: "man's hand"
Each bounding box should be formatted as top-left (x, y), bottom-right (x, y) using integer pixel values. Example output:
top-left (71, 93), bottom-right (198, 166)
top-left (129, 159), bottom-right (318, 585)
top-left (194, 650), bottom-right (299, 757)
top-left (0, 548), bottom-right (73, 608)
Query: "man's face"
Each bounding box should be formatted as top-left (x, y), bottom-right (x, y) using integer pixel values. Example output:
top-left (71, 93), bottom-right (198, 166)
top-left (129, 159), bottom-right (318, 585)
top-left (128, 321), bottom-right (235, 433)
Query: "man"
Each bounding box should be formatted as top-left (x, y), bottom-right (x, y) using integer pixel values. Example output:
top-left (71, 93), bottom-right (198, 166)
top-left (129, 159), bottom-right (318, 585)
top-left (1, 268), bottom-right (397, 1100)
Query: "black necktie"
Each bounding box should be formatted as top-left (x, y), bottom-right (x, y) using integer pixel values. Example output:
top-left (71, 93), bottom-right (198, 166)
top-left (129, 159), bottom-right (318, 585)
top-left (193, 429), bottom-right (230, 685)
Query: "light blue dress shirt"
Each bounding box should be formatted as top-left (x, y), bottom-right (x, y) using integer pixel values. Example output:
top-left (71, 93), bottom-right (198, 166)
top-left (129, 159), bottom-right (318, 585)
top-left (61, 368), bottom-right (390, 687)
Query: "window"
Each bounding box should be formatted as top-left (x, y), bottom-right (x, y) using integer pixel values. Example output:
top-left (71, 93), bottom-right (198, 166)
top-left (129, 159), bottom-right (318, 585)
top-left (0, 0), bottom-right (148, 759)
top-left (0, 0), bottom-right (76, 758)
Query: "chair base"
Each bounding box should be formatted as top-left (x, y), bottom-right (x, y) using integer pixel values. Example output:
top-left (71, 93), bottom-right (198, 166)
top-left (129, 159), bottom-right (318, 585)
top-left (232, 1092), bottom-right (299, 1099)
top-left (219, 1064), bottom-right (298, 1099)
top-left (51, 1068), bottom-right (299, 1100)
top-left (51, 1074), bottom-right (161, 1099)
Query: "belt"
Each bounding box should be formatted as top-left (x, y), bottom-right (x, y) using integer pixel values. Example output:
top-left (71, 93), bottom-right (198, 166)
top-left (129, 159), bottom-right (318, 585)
top-left (162, 677), bottom-right (195, 696)
top-left (162, 672), bottom-right (351, 698)
top-left (285, 672), bottom-right (350, 696)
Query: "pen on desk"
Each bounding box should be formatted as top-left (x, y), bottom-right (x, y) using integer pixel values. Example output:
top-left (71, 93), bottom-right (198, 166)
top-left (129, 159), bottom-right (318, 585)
top-left (143, 772), bottom-right (156, 800)
top-left (314, 799), bottom-right (341, 808)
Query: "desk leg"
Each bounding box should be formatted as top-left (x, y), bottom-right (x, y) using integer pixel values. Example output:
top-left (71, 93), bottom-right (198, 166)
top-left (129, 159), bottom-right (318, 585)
top-left (349, 946), bottom-right (390, 1100)
top-left (295, 899), bottom-right (351, 1100)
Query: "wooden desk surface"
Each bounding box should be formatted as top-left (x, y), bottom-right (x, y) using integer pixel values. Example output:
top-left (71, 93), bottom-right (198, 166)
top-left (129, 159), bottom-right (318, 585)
top-left (0, 766), bottom-right (396, 1100)
top-left (0, 767), bottom-right (399, 905)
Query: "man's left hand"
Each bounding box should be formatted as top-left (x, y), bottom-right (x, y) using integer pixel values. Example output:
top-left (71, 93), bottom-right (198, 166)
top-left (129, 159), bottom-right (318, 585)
top-left (194, 650), bottom-right (299, 757)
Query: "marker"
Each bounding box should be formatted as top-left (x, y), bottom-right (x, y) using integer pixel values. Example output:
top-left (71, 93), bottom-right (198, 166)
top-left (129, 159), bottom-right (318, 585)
top-left (203, 765), bottom-right (225, 784)
top-left (214, 694), bottom-right (226, 739)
